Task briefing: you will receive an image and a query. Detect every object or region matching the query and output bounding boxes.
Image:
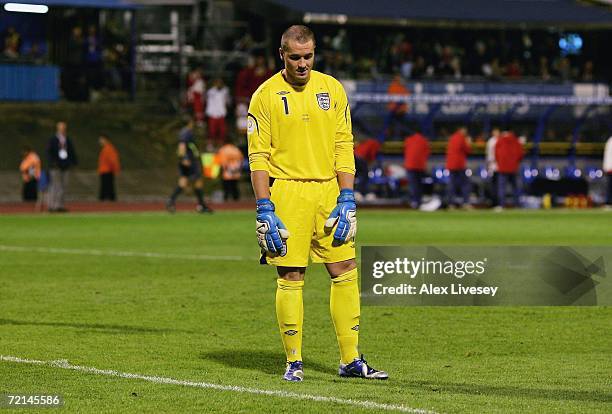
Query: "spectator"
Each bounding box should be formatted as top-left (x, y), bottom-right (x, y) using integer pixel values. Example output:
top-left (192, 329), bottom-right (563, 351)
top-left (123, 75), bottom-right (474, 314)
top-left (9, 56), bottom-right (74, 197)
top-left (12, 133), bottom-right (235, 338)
top-left (488, 58), bottom-right (504, 80)
top-left (235, 56), bottom-right (273, 134)
top-left (354, 137), bottom-right (381, 197)
top-left (24, 41), bottom-right (46, 64)
top-left (495, 131), bottom-right (524, 210)
top-left (445, 127), bottom-right (472, 209)
top-left (216, 139), bottom-right (244, 201)
top-left (85, 25), bottom-right (103, 91)
top-left (604, 135), bottom-right (612, 210)
top-left (411, 56), bottom-right (427, 79)
top-left (187, 69), bottom-right (206, 126)
top-left (486, 127), bottom-right (501, 206)
top-left (19, 145), bottom-right (41, 202)
top-left (97, 134), bottom-right (120, 201)
top-left (234, 58), bottom-right (255, 105)
top-left (470, 40), bottom-right (489, 76)
top-left (555, 57), bottom-right (572, 82)
top-left (63, 27), bottom-right (87, 100)
top-left (103, 46), bottom-right (122, 90)
top-left (3, 27), bottom-right (21, 59)
top-left (505, 58), bottom-right (522, 79)
top-left (538, 56), bottom-right (551, 81)
top-left (403, 129), bottom-right (430, 208)
top-left (386, 74), bottom-right (410, 138)
top-left (46, 121), bottom-right (77, 212)
top-left (235, 55), bottom-right (273, 104)
top-left (206, 78), bottom-right (230, 147)
top-left (581, 60), bottom-right (594, 82)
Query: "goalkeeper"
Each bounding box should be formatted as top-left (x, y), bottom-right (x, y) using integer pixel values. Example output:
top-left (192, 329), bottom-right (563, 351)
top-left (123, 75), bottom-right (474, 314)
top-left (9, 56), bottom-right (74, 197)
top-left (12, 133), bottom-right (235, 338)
top-left (247, 25), bottom-right (387, 382)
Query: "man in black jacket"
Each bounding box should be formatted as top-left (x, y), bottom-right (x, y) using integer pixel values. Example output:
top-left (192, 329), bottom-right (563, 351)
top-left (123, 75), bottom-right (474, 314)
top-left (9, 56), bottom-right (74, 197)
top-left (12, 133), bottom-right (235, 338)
top-left (46, 121), bottom-right (78, 212)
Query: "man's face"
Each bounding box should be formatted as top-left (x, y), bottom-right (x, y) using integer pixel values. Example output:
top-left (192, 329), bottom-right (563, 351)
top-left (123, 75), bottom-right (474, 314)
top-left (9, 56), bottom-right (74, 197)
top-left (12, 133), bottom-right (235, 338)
top-left (280, 39), bottom-right (314, 86)
top-left (57, 122), bottom-right (66, 135)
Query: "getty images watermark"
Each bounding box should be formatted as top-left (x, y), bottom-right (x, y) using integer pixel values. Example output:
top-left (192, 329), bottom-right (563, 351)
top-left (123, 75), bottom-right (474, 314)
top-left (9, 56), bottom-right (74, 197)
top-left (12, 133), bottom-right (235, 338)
top-left (361, 246), bottom-right (611, 306)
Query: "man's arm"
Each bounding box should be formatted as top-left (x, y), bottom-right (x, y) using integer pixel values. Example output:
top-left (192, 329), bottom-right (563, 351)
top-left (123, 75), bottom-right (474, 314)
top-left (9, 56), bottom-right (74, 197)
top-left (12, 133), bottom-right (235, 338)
top-left (334, 82), bottom-right (356, 177)
top-left (251, 170), bottom-right (271, 200)
top-left (177, 142), bottom-right (190, 166)
top-left (326, 83), bottom-right (357, 243)
top-left (337, 171), bottom-right (354, 191)
top-left (247, 86), bottom-right (289, 256)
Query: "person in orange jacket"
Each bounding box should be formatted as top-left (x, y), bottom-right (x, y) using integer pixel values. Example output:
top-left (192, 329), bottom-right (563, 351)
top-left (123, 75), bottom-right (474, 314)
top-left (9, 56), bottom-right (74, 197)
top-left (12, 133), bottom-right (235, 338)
top-left (216, 140), bottom-right (245, 201)
top-left (97, 134), bottom-right (120, 201)
top-left (386, 74), bottom-right (410, 139)
top-left (19, 145), bottom-right (41, 202)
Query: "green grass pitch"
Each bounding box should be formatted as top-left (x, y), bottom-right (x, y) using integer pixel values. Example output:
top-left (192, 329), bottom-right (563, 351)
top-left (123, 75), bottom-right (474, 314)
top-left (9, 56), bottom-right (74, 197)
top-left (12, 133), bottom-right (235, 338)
top-left (0, 210), bottom-right (611, 413)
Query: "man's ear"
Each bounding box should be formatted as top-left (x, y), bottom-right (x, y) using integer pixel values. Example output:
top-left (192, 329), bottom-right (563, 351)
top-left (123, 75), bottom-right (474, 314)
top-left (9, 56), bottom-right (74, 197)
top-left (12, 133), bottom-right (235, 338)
top-left (278, 47), bottom-right (283, 61)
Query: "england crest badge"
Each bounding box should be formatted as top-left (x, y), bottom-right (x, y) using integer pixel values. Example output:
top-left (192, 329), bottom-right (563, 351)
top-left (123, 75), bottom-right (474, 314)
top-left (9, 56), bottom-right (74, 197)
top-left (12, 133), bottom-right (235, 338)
top-left (316, 92), bottom-right (330, 110)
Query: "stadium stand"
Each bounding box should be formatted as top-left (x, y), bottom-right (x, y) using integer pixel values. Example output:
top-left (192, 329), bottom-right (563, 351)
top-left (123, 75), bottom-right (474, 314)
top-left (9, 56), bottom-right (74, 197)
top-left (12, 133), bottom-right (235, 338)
top-left (0, 0), bottom-right (610, 206)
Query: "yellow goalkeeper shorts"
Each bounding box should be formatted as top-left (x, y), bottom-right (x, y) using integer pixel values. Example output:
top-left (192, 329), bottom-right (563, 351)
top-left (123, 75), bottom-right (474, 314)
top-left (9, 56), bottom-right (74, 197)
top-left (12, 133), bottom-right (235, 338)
top-left (265, 178), bottom-right (356, 267)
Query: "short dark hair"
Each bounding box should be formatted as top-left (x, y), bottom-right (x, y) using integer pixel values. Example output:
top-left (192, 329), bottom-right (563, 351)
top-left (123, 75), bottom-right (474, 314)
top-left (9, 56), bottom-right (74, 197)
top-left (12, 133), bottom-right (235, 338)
top-left (281, 25), bottom-right (315, 51)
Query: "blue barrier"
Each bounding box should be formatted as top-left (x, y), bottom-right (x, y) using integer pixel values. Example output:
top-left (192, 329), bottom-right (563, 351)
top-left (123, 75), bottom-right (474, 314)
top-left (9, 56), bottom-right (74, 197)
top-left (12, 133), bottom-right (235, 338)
top-left (0, 64), bottom-right (59, 101)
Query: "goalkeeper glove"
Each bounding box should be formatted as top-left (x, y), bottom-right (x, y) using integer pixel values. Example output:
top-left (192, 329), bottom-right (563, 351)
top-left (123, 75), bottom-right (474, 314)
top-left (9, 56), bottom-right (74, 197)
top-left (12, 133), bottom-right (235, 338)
top-left (324, 189), bottom-right (357, 243)
top-left (256, 198), bottom-right (290, 256)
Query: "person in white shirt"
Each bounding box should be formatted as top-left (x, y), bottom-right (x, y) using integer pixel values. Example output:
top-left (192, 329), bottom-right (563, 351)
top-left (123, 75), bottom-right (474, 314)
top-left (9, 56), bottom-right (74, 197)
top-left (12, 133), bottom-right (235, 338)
top-left (604, 136), bottom-right (612, 208)
top-left (486, 127), bottom-right (500, 207)
top-left (206, 78), bottom-right (230, 147)
top-left (46, 121), bottom-right (78, 212)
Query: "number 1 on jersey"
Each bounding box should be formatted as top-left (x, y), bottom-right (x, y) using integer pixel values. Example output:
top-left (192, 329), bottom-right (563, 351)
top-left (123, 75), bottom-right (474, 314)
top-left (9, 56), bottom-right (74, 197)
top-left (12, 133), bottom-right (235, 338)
top-left (281, 96), bottom-right (289, 115)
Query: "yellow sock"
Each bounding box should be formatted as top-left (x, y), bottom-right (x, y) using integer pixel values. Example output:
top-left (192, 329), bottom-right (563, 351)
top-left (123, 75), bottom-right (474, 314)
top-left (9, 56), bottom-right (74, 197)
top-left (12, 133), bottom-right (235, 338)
top-left (276, 278), bottom-right (304, 362)
top-left (330, 268), bottom-right (360, 364)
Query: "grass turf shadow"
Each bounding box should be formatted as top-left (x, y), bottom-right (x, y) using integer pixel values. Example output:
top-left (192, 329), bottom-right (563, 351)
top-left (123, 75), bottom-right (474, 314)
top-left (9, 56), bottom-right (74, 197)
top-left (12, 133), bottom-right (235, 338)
top-left (199, 349), bottom-right (333, 376)
top-left (0, 318), bottom-right (193, 334)
top-left (397, 379), bottom-right (612, 403)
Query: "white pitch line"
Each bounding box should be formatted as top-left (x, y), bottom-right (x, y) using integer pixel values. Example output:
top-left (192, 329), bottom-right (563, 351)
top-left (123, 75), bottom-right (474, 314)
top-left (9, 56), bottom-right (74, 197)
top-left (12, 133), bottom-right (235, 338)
top-left (0, 245), bottom-right (244, 262)
top-left (0, 355), bottom-right (436, 414)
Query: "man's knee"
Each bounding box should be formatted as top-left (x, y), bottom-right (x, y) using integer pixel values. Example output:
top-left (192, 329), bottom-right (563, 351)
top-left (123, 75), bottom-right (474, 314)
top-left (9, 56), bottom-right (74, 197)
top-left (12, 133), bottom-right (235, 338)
top-left (277, 266), bottom-right (306, 281)
top-left (326, 259), bottom-right (357, 278)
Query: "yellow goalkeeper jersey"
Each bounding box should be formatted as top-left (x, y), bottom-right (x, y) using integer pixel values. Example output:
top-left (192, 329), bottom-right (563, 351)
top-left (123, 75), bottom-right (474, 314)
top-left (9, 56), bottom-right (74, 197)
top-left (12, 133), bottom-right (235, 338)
top-left (247, 70), bottom-right (355, 180)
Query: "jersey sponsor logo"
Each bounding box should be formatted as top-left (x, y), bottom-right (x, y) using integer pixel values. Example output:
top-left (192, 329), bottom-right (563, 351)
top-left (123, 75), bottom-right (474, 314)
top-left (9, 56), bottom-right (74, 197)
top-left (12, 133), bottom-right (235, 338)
top-left (316, 92), bottom-right (330, 110)
top-left (276, 90), bottom-right (290, 95)
top-left (351, 325), bottom-right (359, 331)
top-left (284, 329), bottom-right (298, 336)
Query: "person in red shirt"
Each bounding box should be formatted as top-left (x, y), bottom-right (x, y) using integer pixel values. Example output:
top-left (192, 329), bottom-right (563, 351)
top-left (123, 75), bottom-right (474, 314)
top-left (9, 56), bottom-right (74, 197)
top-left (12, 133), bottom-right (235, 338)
top-left (354, 137), bottom-right (381, 195)
top-left (495, 130), bottom-right (524, 209)
top-left (404, 129), bottom-right (430, 208)
top-left (187, 69), bottom-right (206, 126)
top-left (445, 127), bottom-right (472, 208)
top-left (97, 134), bottom-right (120, 201)
top-left (235, 55), bottom-right (274, 104)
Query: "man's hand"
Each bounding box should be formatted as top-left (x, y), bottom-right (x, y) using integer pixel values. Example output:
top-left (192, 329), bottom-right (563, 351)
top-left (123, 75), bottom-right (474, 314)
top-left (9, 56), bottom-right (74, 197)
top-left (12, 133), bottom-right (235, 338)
top-left (324, 189), bottom-right (357, 243)
top-left (256, 198), bottom-right (290, 256)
